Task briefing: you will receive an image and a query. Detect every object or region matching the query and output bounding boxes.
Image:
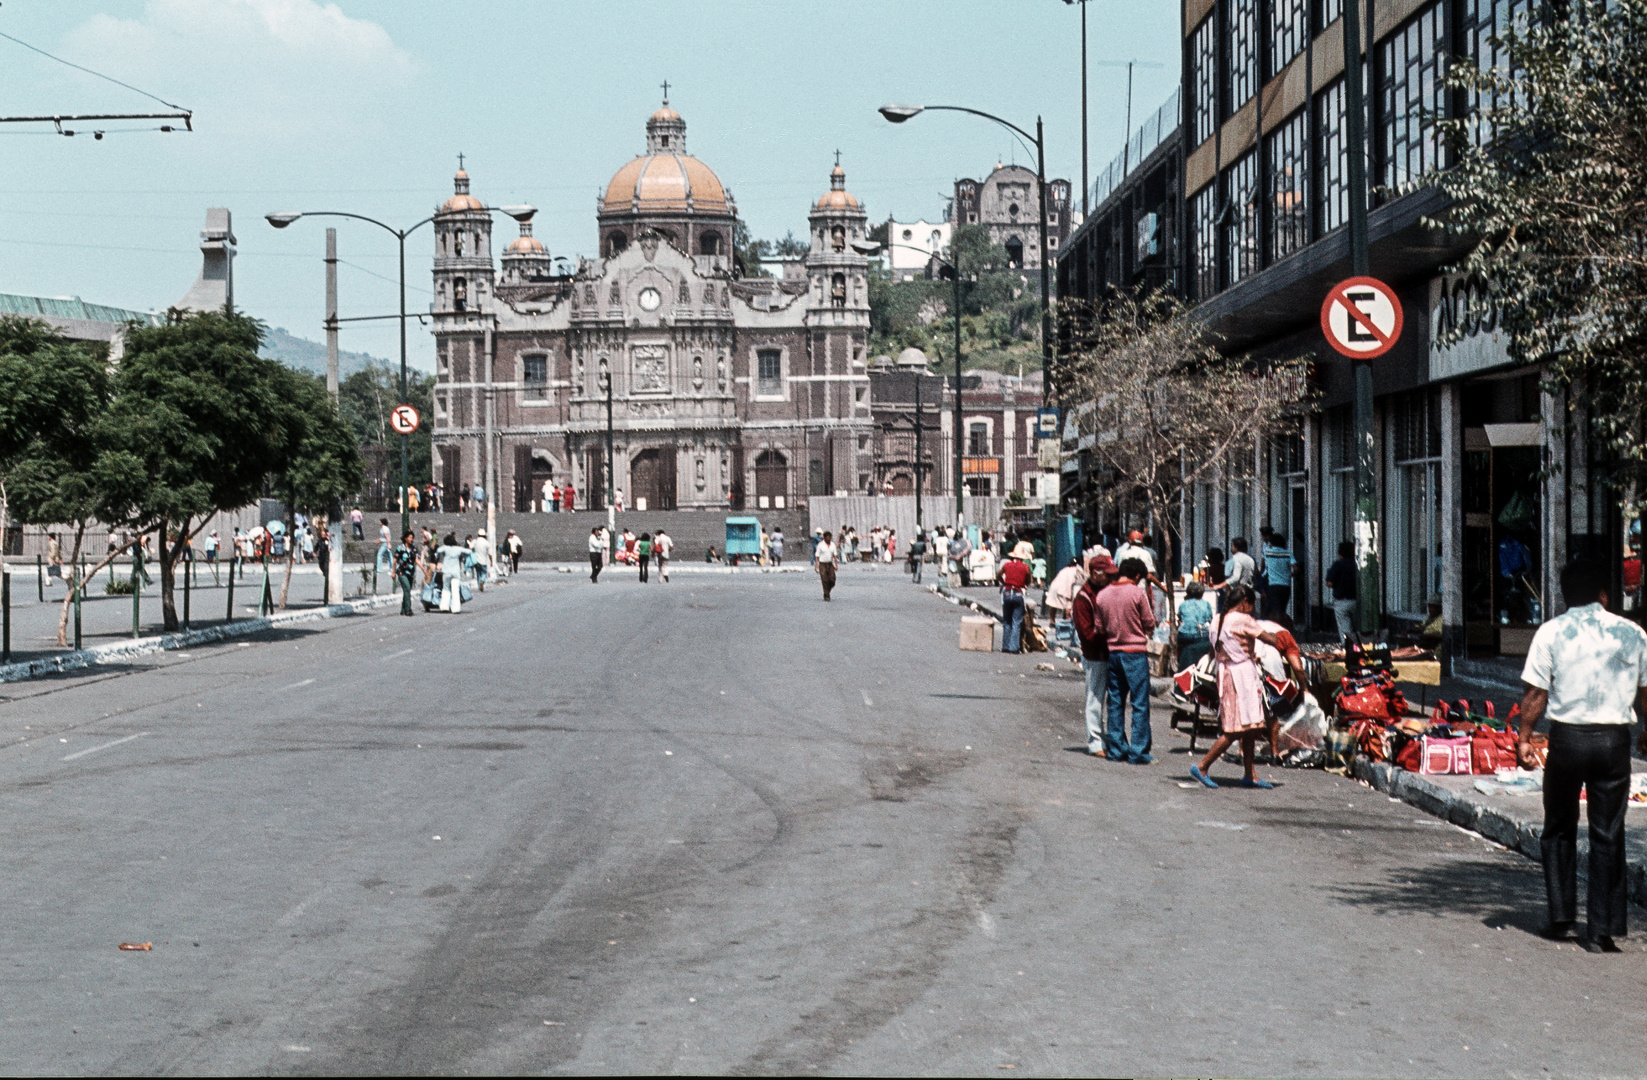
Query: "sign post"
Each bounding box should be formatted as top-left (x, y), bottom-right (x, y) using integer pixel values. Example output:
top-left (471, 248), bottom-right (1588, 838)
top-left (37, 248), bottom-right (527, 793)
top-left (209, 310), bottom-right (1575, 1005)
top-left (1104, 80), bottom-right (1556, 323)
top-left (389, 404), bottom-right (420, 542)
top-left (1322, 275), bottom-right (1403, 636)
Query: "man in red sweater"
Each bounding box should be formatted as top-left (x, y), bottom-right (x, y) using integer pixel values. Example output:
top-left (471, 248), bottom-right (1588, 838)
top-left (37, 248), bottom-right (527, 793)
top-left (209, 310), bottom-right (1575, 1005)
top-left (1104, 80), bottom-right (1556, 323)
top-left (1097, 556), bottom-right (1158, 763)
top-left (1072, 554), bottom-right (1115, 756)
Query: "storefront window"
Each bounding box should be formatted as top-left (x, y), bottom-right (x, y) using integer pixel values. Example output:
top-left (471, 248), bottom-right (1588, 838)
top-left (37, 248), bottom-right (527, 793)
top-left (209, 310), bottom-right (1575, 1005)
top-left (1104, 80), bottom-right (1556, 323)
top-left (1389, 391), bottom-right (1443, 616)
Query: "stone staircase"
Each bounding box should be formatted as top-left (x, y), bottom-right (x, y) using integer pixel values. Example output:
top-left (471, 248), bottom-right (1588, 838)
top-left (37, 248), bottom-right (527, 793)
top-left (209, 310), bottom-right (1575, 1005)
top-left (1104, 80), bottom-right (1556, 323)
top-left (343, 508), bottom-right (812, 563)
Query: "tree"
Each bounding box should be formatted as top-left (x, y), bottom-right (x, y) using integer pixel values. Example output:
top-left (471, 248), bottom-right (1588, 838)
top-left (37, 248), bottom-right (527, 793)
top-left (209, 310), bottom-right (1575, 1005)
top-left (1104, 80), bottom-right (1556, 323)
top-left (733, 219), bottom-right (770, 279)
top-left (0, 317), bottom-right (117, 645)
top-left (1061, 289), bottom-right (1312, 646)
top-left (1433, 0), bottom-right (1647, 504)
top-left (337, 364), bottom-right (434, 491)
top-left (274, 370), bottom-right (363, 609)
top-left (97, 310), bottom-right (326, 631)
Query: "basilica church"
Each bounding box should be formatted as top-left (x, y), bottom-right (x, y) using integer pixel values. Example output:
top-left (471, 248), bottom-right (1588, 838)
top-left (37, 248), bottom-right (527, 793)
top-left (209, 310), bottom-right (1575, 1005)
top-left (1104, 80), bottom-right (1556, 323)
top-left (429, 101), bottom-right (877, 512)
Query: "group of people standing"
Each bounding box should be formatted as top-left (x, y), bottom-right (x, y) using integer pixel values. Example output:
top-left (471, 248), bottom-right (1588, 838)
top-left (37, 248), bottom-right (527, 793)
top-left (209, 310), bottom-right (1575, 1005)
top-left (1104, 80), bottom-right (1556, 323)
top-left (587, 526), bottom-right (672, 584)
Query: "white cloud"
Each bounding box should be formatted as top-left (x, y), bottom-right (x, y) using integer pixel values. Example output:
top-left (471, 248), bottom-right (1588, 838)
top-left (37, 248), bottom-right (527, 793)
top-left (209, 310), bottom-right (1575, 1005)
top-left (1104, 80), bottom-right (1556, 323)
top-left (62, 0), bottom-right (417, 142)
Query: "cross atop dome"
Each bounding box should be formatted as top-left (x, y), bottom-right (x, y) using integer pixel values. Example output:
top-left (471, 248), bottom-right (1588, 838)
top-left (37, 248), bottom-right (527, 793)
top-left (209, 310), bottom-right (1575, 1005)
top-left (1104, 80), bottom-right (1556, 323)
top-left (646, 94), bottom-right (686, 153)
top-left (660, 79), bottom-right (670, 104)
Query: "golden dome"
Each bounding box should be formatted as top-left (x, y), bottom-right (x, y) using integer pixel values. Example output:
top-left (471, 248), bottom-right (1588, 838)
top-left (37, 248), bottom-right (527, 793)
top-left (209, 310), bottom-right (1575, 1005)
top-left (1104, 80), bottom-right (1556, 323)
top-left (506, 235), bottom-right (546, 254)
top-left (814, 162), bottom-right (862, 211)
top-left (602, 152), bottom-right (729, 215)
top-left (440, 167), bottom-right (483, 213)
top-left (650, 105), bottom-right (681, 124)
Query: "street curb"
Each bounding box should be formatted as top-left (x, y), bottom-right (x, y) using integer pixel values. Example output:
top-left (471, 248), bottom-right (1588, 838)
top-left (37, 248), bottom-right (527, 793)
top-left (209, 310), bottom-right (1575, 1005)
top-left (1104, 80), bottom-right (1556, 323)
top-left (1350, 755), bottom-right (1647, 909)
top-left (933, 582), bottom-right (1002, 621)
top-left (0, 594), bottom-right (403, 684)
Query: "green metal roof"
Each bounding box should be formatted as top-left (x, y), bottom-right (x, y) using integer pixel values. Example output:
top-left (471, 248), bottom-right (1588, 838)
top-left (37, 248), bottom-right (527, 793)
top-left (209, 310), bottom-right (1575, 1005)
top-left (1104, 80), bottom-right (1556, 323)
top-left (0, 293), bottom-right (162, 327)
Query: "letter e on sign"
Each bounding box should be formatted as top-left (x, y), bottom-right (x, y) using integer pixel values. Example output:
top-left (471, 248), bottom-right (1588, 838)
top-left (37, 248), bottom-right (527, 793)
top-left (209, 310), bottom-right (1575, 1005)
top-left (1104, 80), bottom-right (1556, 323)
top-left (1320, 276), bottom-right (1403, 359)
top-left (389, 404), bottom-right (421, 435)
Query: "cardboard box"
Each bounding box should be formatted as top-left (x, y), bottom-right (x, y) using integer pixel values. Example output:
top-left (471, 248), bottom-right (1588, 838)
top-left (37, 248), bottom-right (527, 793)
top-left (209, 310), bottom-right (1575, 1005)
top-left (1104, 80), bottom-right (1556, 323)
top-left (960, 615), bottom-right (996, 651)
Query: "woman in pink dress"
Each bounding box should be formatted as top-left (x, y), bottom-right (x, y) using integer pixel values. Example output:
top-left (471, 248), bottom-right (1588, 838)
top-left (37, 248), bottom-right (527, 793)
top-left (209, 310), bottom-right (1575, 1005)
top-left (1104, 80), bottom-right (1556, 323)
top-left (1190, 584), bottom-right (1283, 789)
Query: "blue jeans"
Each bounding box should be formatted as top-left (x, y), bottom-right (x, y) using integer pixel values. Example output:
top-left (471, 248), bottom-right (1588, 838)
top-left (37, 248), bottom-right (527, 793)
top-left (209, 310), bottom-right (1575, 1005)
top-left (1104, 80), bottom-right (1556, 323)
top-left (1107, 652), bottom-right (1152, 761)
top-left (1082, 657), bottom-right (1108, 752)
top-left (1000, 590), bottom-right (1025, 652)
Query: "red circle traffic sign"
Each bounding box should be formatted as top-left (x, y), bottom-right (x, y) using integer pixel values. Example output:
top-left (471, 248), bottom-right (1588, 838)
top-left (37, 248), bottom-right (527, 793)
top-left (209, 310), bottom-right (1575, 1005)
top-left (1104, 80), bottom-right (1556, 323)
top-left (389, 403), bottom-right (421, 435)
top-left (1320, 276), bottom-right (1404, 359)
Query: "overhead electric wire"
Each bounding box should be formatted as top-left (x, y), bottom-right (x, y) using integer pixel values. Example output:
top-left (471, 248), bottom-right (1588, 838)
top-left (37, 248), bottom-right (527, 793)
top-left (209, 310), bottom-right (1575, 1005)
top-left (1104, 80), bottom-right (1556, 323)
top-left (0, 28), bottom-right (190, 112)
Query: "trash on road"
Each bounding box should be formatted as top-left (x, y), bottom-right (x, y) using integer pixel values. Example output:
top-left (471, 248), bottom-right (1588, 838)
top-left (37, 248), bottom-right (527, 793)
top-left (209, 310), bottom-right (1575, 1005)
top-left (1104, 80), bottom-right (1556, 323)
top-left (118, 942), bottom-right (152, 951)
top-left (1035, 662), bottom-right (1055, 671)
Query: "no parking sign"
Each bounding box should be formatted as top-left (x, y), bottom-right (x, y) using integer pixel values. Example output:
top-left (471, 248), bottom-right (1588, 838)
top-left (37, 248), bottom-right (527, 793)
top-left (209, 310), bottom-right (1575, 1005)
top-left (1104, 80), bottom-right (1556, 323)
top-left (1320, 276), bottom-right (1403, 359)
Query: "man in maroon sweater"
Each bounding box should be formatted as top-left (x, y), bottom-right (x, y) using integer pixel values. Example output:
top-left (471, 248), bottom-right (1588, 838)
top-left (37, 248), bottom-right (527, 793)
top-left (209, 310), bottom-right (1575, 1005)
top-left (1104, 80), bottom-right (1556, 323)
top-left (1097, 557), bottom-right (1158, 763)
top-left (1072, 554), bottom-right (1115, 756)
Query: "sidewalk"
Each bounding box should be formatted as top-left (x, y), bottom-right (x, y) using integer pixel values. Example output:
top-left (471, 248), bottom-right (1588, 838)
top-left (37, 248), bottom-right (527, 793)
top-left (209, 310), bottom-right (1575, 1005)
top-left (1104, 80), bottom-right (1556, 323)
top-left (1, 561), bottom-right (379, 664)
top-left (1352, 756), bottom-right (1647, 909)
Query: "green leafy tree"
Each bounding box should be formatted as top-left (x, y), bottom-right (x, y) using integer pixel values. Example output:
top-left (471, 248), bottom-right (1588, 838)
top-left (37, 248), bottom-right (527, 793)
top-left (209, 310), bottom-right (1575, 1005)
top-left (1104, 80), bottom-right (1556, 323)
top-left (0, 317), bottom-right (118, 645)
top-left (1434, 0), bottom-right (1647, 506)
top-left (733, 219), bottom-right (770, 278)
top-left (97, 310), bottom-right (347, 630)
top-left (274, 370), bottom-right (363, 608)
top-left (336, 364), bottom-right (434, 492)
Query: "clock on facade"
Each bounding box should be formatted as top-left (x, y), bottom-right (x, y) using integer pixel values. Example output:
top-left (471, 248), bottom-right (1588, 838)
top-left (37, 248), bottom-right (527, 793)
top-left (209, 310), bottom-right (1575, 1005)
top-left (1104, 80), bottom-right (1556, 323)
top-left (638, 286), bottom-right (662, 311)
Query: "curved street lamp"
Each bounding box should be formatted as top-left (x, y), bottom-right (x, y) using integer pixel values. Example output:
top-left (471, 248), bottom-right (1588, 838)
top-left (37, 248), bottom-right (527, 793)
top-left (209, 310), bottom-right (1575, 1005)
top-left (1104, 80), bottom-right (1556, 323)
top-left (878, 102), bottom-right (1055, 418)
top-left (265, 203), bottom-right (536, 609)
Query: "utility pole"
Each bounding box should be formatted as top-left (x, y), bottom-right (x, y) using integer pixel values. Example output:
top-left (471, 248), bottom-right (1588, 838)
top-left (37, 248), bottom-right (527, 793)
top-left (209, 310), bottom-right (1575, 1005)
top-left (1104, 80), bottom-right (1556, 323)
top-left (1035, 116), bottom-right (1053, 416)
top-left (605, 366), bottom-right (617, 560)
top-left (484, 326), bottom-right (498, 577)
top-left (324, 228), bottom-right (343, 604)
top-left (953, 265), bottom-right (965, 531)
top-left (914, 373), bottom-right (924, 530)
top-left (1343, 0), bottom-right (1380, 633)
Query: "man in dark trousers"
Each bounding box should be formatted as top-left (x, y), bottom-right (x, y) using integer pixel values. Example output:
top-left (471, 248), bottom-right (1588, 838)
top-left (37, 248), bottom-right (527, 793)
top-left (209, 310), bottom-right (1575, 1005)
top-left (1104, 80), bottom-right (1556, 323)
top-left (1072, 554), bottom-right (1115, 756)
top-left (1518, 559), bottom-right (1647, 951)
top-left (1096, 557), bottom-right (1157, 764)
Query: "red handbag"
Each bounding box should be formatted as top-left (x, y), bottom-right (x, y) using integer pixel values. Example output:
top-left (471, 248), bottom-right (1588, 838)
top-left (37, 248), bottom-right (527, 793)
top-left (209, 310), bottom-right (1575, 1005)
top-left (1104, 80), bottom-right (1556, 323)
top-left (1471, 727), bottom-right (1518, 774)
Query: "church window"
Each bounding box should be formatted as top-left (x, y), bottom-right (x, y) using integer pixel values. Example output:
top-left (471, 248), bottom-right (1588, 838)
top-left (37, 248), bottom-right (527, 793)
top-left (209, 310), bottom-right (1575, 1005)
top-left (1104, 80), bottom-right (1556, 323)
top-left (757, 349), bottom-right (782, 396)
top-left (474, 232), bottom-right (482, 254)
top-left (830, 225), bottom-right (845, 252)
top-left (831, 273), bottom-right (846, 308)
top-left (659, 134), bottom-right (670, 148)
top-left (699, 232), bottom-right (721, 256)
top-left (453, 277), bottom-right (468, 312)
top-left (522, 354), bottom-right (548, 384)
top-left (902, 229), bottom-right (913, 241)
top-left (1008, 203), bottom-right (1020, 217)
top-left (608, 231), bottom-right (628, 257)
top-left (454, 233), bottom-right (465, 257)
top-left (969, 422), bottom-right (990, 456)
top-left (968, 213), bottom-right (977, 223)
top-left (1004, 237), bottom-right (1024, 267)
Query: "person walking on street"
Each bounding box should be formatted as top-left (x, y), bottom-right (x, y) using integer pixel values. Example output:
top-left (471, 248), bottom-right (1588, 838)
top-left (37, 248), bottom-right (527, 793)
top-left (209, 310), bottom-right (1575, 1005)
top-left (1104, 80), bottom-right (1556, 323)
top-left (505, 529), bottom-right (522, 574)
top-left (655, 528), bottom-right (673, 582)
top-left (562, 483), bottom-right (575, 513)
top-left (1325, 540), bottom-right (1357, 639)
top-left (1262, 533), bottom-right (1297, 620)
top-left (435, 532), bottom-right (467, 613)
top-left (1097, 557), bottom-right (1157, 763)
top-left (392, 530), bottom-right (420, 616)
top-left (1191, 584), bottom-right (1282, 789)
top-left (205, 531), bottom-right (219, 565)
top-left (588, 527), bottom-right (606, 582)
top-left (770, 528), bottom-right (784, 567)
top-left (350, 507), bottom-right (364, 540)
top-left (1518, 559), bottom-right (1647, 951)
top-left (1072, 554), bottom-right (1116, 756)
top-left (908, 530), bottom-right (927, 584)
top-left (637, 532), bottom-right (652, 582)
top-left (816, 530), bottom-right (838, 601)
top-left (472, 528), bottom-right (494, 589)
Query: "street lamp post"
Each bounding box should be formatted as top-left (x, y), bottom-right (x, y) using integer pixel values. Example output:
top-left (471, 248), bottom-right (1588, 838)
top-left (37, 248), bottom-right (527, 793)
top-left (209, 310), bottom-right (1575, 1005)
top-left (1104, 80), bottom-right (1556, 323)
top-left (604, 364), bottom-right (616, 560)
top-left (266, 202), bottom-right (534, 605)
top-left (878, 103), bottom-right (1054, 419)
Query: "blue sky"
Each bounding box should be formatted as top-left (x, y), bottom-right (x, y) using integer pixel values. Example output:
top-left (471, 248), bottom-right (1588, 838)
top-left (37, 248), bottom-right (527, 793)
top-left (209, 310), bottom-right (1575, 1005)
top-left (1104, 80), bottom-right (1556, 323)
top-left (0, 0), bottom-right (1179, 370)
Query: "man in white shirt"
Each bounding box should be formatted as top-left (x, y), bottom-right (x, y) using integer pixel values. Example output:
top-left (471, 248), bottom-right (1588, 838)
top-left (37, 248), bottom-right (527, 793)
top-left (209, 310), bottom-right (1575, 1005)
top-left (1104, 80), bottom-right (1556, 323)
top-left (587, 527), bottom-right (606, 583)
top-left (1113, 529), bottom-right (1157, 578)
top-left (1227, 537), bottom-right (1257, 590)
top-left (472, 528), bottom-right (495, 588)
top-left (815, 530), bottom-right (838, 601)
top-left (654, 528), bottom-right (673, 582)
top-left (1518, 559), bottom-right (1647, 951)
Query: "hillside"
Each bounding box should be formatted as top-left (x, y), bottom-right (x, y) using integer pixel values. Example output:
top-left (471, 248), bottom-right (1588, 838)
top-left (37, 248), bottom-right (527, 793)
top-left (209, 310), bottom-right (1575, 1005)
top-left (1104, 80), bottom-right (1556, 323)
top-left (260, 325), bottom-right (395, 376)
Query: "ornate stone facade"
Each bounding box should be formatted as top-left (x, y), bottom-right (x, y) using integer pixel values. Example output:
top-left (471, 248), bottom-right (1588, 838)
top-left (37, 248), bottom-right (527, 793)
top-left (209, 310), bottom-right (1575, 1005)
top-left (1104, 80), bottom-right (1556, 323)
top-left (430, 103), bottom-right (876, 512)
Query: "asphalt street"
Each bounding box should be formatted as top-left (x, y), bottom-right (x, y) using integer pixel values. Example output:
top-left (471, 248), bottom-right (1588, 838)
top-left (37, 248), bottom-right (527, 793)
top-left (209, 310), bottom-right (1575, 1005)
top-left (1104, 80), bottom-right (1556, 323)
top-left (1, 563), bottom-right (1642, 1076)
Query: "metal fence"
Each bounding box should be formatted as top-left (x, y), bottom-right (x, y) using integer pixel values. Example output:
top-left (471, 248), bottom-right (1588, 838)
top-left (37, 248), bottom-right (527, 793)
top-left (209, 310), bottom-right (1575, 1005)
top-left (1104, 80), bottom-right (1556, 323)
top-left (1086, 88), bottom-right (1182, 211)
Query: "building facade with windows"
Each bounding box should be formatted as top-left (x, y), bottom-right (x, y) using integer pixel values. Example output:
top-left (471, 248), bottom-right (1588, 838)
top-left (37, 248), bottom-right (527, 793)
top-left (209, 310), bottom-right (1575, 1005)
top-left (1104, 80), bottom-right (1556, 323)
top-left (953, 165), bottom-right (1074, 272)
top-left (429, 103), bottom-right (876, 513)
top-left (1164, 0), bottom-right (1605, 661)
top-left (1057, 0), bottom-right (1599, 661)
top-left (882, 218), bottom-right (952, 282)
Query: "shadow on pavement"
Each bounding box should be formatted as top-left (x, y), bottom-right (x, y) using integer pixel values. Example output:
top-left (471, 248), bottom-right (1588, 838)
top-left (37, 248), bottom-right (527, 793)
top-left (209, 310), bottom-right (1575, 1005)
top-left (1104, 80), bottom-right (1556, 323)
top-left (1323, 856), bottom-right (1545, 932)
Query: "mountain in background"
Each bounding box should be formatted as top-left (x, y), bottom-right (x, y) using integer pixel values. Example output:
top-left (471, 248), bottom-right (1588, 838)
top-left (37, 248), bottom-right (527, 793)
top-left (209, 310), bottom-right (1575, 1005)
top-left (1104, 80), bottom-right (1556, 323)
top-left (260, 325), bottom-right (403, 376)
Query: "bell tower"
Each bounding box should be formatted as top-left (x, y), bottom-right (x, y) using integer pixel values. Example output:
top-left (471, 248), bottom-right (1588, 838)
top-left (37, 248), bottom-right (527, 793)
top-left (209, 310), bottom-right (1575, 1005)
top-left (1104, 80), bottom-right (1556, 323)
top-left (432, 160), bottom-right (494, 320)
top-left (805, 157), bottom-right (870, 326)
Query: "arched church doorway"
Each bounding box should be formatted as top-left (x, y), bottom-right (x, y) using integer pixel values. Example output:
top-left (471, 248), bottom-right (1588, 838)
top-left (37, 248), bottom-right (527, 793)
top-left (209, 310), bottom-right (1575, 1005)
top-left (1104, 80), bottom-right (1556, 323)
top-left (754, 450), bottom-right (788, 509)
top-left (630, 447), bottom-right (677, 511)
top-left (1004, 236), bottom-right (1024, 268)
